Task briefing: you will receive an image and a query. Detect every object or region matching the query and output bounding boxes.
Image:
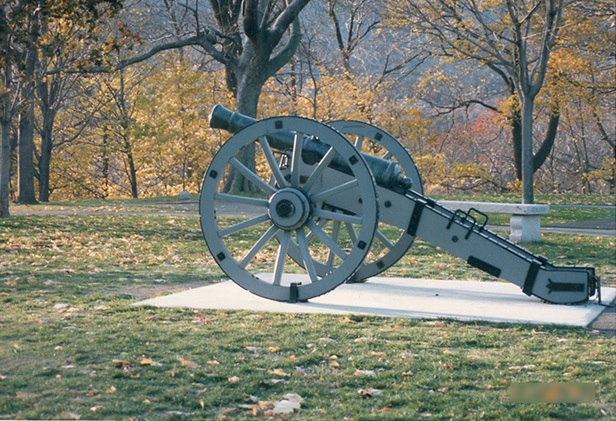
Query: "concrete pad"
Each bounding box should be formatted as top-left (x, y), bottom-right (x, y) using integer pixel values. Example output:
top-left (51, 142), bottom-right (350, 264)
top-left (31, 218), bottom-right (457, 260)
top-left (135, 275), bottom-right (615, 327)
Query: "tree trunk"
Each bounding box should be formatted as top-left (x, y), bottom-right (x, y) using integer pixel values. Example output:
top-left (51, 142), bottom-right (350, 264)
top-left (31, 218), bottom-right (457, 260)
top-left (512, 107), bottom-right (522, 181)
top-left (38, 126), bottom-right (53, 202)
top-left (16, 9), bottom-right (38, 204)
top-left (520, 97), bottom-right (534, 204)
top-left (222, 62), bottom-right (263, 194)
top-left (0, 110), bottom-right (10, 217)
top-left (123, 139), bottom-right (139, 198)
top-left (17, 100), bottom-right (37, 204)
top-left (533, 108), bottom-right (559, 173)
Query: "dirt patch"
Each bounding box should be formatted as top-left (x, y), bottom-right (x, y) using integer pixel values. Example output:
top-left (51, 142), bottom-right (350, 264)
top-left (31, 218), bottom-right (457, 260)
top-left (589, 298), bottom-right (616, 336)
top-left (124, 281), bottom-right (213, 300)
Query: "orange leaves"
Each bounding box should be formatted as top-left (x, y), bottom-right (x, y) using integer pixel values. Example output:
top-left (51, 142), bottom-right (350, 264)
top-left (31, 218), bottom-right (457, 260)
top-left (269, 368), bottom-right (289, 378)
top-left (178, 358), bottom-right (198, 368)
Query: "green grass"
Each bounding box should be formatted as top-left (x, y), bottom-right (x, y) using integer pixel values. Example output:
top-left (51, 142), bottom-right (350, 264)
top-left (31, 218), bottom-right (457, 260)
top-left (431, 193), bottom-right (616, 226)
top-left (1, 196), bottom-right (615, 420)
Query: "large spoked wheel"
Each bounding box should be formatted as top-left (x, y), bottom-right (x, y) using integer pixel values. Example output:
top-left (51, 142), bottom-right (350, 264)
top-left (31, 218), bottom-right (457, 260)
top-left (294, 120), bottom-right (424, 282)
top-left (200, 116), bottom-right (378, 302)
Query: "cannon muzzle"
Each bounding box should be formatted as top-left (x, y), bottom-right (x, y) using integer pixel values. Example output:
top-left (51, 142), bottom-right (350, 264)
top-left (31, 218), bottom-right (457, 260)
top-left (209, 105), bottom-right (413, 192)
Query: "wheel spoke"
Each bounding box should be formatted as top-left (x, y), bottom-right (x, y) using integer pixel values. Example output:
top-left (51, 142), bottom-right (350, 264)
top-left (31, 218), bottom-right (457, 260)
top-left (303, 146), bottom-right (336, 193)
top-left (258, 136), bottom-right (288, 188)
top-left (344, 221), bottom-right (358, 244)
top-left (214, 192), bottom-right (269, 208)
top-left (374, 229), bottom-right (395, 250)
top-left (273, 231), bottom-right (291, 286)
top-left (297, 228), bottom-right (319, 283)
top-left (230, 157), bottom-right (276, 194)
top-left (312, 208), bottom-right (362, 225)
top-left (309, 179), bottom-right (358, 203)
top-left (327, 220), bottom-right (342, 267)
top-left (240, 225), bottom-right (280, 269)
top-left (354, 134), bottom-right (365, 150)
top-left (291, 131), bottom-right (303, 188)
top-left (218, 213), bottom-right (270, 237)
top-left (307, 220), bottom-right (347, 260)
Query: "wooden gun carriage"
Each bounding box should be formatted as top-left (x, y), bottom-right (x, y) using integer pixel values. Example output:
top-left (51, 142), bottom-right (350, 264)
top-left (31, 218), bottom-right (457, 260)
top-left (199, 105), bottom-right (600, 305)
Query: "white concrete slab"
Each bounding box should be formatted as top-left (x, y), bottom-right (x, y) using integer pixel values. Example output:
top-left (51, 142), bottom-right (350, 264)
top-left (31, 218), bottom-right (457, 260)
top-left (135, 275), bottom-right (615, 327)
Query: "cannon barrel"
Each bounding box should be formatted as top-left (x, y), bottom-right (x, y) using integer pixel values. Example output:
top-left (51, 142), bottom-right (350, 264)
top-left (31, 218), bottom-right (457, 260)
top-left (209, 104), bottom-right (413, 192)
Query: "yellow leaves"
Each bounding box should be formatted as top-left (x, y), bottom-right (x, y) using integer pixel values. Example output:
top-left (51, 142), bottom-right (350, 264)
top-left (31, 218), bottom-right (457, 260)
top-left (270, 368), bottom-right (289, 377)
top-left (139, 358), bottom-right (152, 366)
top-left (179, 359), bottom-right (198, 367)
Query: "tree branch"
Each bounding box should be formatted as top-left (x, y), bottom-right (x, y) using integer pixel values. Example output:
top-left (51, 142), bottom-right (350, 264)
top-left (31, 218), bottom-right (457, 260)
top-left (45, 32), bottom-right (218, 75)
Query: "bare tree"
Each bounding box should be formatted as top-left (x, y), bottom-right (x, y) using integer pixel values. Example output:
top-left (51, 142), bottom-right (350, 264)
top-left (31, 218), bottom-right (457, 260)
top-left (389, 0), bottom-right (571, 203)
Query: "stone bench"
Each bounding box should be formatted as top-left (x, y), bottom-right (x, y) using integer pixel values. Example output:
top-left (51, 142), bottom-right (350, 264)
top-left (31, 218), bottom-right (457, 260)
top-left (437, 200), bottom-right (550, 242)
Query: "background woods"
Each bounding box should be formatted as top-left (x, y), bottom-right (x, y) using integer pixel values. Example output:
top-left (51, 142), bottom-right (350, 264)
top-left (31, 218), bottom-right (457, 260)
top-left (0, 0), bottom-right (613, 215)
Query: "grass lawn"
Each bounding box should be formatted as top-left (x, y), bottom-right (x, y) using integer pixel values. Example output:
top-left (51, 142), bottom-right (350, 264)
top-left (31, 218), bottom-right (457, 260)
top-left (1, 196), bottom-right (615, 420)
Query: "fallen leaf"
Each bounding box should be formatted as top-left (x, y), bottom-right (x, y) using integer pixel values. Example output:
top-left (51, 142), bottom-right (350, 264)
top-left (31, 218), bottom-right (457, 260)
top-left (228, 376), bottom-right (241, 383)
top-left (272, 395), bottom-right (303, 414)
top-left (258, 400), bottom-right (275, 410)
top-left (140, 358), bottom-right (152, 366)
top-left (179, 359), bottom-right (198, 367)
top-left (283, 393), bottom-right (304, 403)
top-left (357, 388), bottom-right (382, 398)
top-left (206, 360), bottom-right (220, 365)
top-left (354, 369), bottom-right (375, 376)
top-left (270, 368), bottom-right (289, 377)
top-left (268, 346), bottom-right (281, 353)
top-left (16, 391), bottom-right (38, 400)
top-left (265, 378), bottom-right (287, 385)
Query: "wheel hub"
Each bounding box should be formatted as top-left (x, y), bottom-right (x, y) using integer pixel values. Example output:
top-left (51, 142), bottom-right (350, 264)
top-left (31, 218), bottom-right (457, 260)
top-left (268, 188), bottom-right (311, 230)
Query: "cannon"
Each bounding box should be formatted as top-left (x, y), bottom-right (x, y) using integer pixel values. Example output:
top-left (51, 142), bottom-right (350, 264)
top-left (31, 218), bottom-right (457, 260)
top-left (200, 105), bottom-right (601, 305)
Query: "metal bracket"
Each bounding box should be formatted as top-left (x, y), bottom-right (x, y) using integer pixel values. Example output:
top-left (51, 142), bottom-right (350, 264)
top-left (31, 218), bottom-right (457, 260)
top-left (446, 208), bottom-right (489, 240)
top-left (407, 200), bottom-right (426, 236)
top-left (523, 262), bottom-right (541, 296)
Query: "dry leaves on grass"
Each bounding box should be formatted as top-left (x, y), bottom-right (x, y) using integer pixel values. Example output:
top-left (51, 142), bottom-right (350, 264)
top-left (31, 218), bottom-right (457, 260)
top-left (248, 393), bottom-right (304, 416)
